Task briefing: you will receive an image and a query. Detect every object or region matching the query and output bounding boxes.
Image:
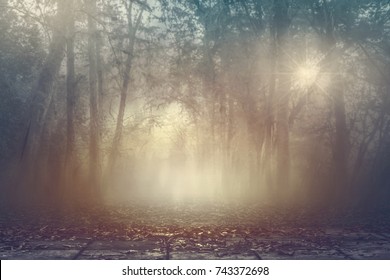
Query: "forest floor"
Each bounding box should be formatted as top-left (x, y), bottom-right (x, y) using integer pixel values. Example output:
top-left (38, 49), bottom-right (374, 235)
top-left (1, 203), bottom-right (390, 260)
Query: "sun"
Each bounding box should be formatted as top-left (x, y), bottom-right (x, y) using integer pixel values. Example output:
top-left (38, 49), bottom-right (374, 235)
top-left (295, 64), bottom-right (319, 89)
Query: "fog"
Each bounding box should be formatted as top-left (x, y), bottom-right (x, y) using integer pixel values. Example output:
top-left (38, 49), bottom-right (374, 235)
top-left (1, 0), bottom-right (390, 219)
top-left (106, 103), bottom-right (259, 205)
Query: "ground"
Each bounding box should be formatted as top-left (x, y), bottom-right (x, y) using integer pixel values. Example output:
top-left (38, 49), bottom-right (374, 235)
top-left (1, 203), bottom-right (390, 260)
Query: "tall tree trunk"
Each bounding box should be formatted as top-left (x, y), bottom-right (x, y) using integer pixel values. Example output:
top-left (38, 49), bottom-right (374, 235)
top-left (18, 0), bottom-right (68, 200)
top-left (321, 1), bottom-right (349, 197)
top-left (87, 0), bottom-right (101, 199)
top-left (192, 0), bottom-right (218, 178)
top-left (65, 0), bottom-right (76, 191)
top-left (264, 20), bottom-right (277, 191)
top-left (333, 80), bottom-right (348, 190)
top-left (108, 3), bottom-right (143, 172)
top-left (274, 0), bottom-right (291, 190)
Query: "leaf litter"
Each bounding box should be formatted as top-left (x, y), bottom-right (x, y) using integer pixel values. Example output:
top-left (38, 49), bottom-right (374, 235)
top-left (1, 202), bottom-right (390, 258)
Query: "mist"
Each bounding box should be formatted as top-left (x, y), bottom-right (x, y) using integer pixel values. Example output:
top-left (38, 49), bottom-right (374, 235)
top-left (0, 0), bottom-right (390, 221)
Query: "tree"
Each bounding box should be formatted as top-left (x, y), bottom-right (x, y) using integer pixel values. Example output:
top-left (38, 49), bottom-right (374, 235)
top-left (309, 0), bottom-right (350, 200)
top-left (0, 0), bottom-right (45, 205)
top-left (18, 0), bottom-right (70, 200)
top-left (273, 0), bottom-right (291, 190)
top-left (108, 1), bottom-right (145, 173)
top-left (87, 0), bottom-right (101, 198)
top-left (65, 0), bottom-right (77, 193)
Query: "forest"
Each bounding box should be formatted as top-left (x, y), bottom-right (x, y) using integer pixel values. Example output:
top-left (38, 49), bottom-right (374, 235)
top-left (0, 0), bottom-right (390, 217)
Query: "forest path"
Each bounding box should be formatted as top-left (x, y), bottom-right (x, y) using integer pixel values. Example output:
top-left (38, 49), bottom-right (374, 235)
top-left (1, 204), bottom-right (390, 259)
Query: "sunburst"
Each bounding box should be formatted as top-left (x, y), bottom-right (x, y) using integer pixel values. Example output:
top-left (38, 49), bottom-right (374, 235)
top-left (295, 63), bottom-right (320, 88)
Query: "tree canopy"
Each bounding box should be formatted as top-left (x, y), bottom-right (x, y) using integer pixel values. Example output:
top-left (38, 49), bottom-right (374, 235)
top-left (0, 0), bottom-right (389, 212)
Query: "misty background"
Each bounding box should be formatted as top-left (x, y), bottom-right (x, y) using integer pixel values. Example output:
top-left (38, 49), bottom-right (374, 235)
top-left (0, 0), bottom-right (390, 218)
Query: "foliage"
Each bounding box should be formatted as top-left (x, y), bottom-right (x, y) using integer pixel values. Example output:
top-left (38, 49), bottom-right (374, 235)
top-left (0, 0), bottom-right (390, 211)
